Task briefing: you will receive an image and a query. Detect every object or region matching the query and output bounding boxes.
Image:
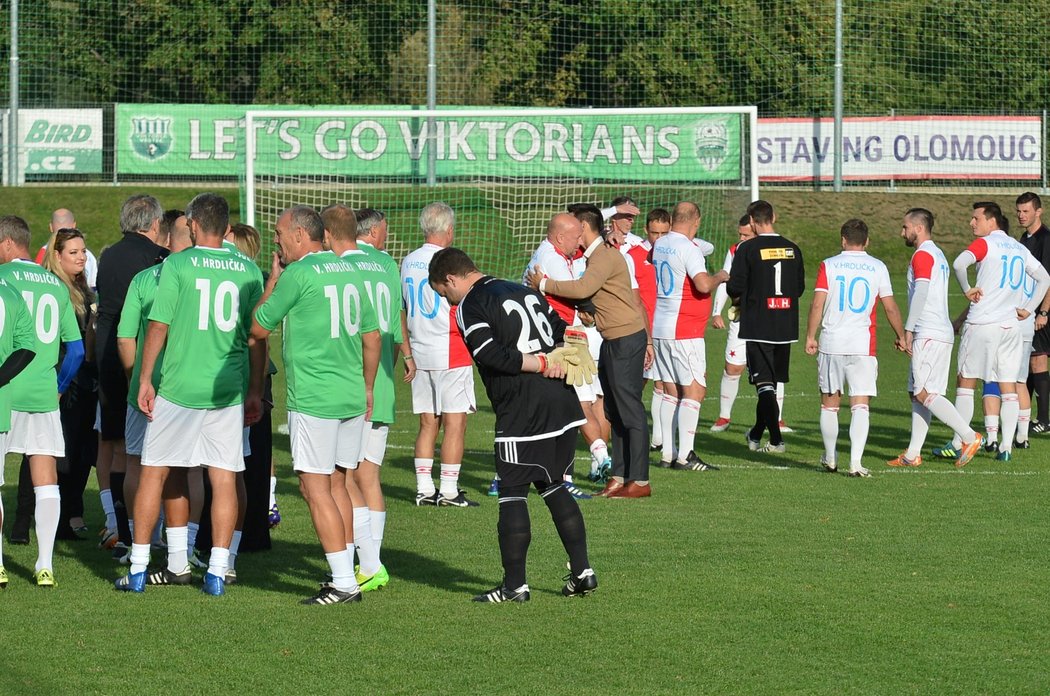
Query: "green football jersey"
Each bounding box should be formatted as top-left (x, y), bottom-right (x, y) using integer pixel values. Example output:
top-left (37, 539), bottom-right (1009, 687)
top-left (117, 264), bottom-right (164, 412)
top-left (148, 245), bottom-right (263, 409)
top-left (255, 250), bottom-right (379, 420)
top-left (0, 260), bottom-right (81, 413)
top-left (0, 279), bottom-right (36, 430)
top-left (342, 243), bottom-right (402, 424)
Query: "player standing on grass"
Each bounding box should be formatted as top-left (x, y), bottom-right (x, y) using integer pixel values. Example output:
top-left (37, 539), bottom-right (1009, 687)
top-left (429, 246), bottom-right (597, 603)
top-left (117, 193), bottom-right (264, 596)
top-left (804, 219), bottom-right (905, 477)
top-left (0, 216), bottom-right (83, 587)
top-left (936, 203), bottom-right (1050, 465)
top-left (1015, 192), bottom-right (1050, 433)
top-left (726, 200), bottom-right (804, 454)
top-left (650, 202), bottom-right (727, 470)
top-left (322, 204), bottom-right (393, 592)
top-left (253, 205), bottom-right (380, 605)
top-left (401, 202), bottom-right (478, 507)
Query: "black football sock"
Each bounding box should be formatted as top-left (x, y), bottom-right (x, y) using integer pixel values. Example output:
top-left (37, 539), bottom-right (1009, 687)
top-left (496, 487), bottom-right (531, 591)
top-left (757, 384), bottom-right (782, 444)
top-left (1033, 371), bottom-right (1050, 424)
top-left (538, 482), bottom-right (590, 576)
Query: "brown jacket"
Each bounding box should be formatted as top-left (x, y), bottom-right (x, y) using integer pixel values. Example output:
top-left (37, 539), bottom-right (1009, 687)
top-left (542, 238), bottom-right (647, 340)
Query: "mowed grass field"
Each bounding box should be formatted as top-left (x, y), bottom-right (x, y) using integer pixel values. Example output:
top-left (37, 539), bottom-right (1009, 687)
top-left (2, 187), bottom-right (1050, 694)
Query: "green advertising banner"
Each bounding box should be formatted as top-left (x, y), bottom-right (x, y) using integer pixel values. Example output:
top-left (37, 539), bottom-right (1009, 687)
top-left (6, 109), bottom-right (104, 179)
top-left (115, 104), bottom-right (744, 182)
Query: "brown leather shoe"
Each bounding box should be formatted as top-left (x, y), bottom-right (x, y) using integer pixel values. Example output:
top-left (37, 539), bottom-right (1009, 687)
top-left (608, 481), bottom-right (651, 498)
top-left (596, 479), bottom-right (625, 497)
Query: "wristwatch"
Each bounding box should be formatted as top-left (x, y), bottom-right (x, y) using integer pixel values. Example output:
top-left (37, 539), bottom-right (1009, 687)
top-left (1037, 310), bottom-right (1048, 317)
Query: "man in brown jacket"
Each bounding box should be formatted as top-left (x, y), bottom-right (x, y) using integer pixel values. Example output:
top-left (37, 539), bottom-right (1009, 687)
top-left (527, 207), bottom-right (654, 498)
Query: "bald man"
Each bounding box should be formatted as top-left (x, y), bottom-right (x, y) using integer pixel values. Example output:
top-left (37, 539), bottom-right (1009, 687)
top-left (35, 209), bottom-right (98, 290)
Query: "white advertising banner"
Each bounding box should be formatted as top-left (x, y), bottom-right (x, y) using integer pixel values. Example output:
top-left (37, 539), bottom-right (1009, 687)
top-left (757, 116), bottom-right (1042, 182)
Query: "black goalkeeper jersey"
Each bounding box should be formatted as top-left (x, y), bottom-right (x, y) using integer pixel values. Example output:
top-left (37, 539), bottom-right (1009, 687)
top-left (456, 276), bottom-right (585, 442)
top-left (726, 233), bottom-right (806, 344)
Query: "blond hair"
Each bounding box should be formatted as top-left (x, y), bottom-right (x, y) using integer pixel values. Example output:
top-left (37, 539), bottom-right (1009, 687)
top-left (43, 228), bottom-right (93, 322)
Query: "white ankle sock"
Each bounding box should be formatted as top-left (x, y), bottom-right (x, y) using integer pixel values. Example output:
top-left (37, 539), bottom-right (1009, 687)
top-left (33, 485), bottom-right (60, 573)
top-left (439, 463), bottom-right (461, 498)
top-left (414, 458), bottom-right (435, 496)
top-left (166, 526), bottom-right (188, 573)
top-left (353, 507), bottom-right (381, 576)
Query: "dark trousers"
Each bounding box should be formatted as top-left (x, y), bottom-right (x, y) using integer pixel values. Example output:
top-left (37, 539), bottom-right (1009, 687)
top-left (599, 329), bottom-right (650, 482)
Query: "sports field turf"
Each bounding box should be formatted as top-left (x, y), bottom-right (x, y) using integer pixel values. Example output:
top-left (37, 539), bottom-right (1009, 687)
top-left (2, 188), bottom-right (1049, 693)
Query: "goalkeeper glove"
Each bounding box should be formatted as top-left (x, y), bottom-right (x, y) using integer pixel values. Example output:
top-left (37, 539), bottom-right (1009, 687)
top-left (563, 327), bottom-right (598, 387)
top-left (541, 346), bottom-right (581, 377)
top-left (726, 305), bottom-right (740, 322)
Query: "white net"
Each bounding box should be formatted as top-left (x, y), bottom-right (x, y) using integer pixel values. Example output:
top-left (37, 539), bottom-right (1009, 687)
top-left (244, 107), bottom-right (757, 277)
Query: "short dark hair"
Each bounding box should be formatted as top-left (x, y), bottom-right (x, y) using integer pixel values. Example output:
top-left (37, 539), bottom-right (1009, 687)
top-left (747, 200), bottom-right (775, 226)
top-left (974, 201), bottom-right (1008, 231)
top-left (738, 213), bottom-right (751, 227)
top-left (288, 205), bottom-right (325, 243)
top-left (568, 203), bottom-right (605, 239)
top-left (159, 209), bottom-right (184, 242)
top-left (185, 193), bottom-right (229, 236)
top-left (355, 208), bottom-right (386, 238)
top-left (0, 215), bottom-right (30, 250)
top-left (905, 208), bottom-right (935, 234)
top-left (840, 218), bottom-right (868, 246)
top-left (428, 247), bottom-right (478, 286)
top-left (646, 208), bottom-right (671, 226)
top-left (1017, 191), bottom-right (1042, 209)
top-left (320, 204), bottom-right (357, 241)
top-left (610, 195), bottom-right (636, 209)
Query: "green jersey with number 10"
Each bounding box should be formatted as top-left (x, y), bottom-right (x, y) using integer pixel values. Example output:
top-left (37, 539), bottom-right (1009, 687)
top-left (148, 246), bottom-right (263, 409)
top-left (0, 279), bottom-right (37, 429)
top-left (0, 259), bottom-right (81, 413)
top-left (255, 250), bottom-right (379, 420)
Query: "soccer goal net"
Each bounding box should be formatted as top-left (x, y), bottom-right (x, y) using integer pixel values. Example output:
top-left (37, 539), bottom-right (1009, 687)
top-left (243, 106), bottom-right (757, 279)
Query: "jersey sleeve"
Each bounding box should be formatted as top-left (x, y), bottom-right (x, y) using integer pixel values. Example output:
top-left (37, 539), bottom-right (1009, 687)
top-left (624, 253), bottom-right (639, 290)
top-left (117, 279), bottom-right (142, 339)
top-left (388, 262), bottom-right (404, 343)
top-left (911, 250), bottom-right (934, 281)
top-left (682, 243), bottom-right (708, 279)
top-left (254, 267), bottom-right (301, 332)
top-left (149, 256), bottom-right (182, 325)
top-left (876, 261), bottom-right (893, 298)
top-left (357, 278), bottom-right (380, 334)
top-left (966, 237), bottom-right (989, 262)
top-left (814, 261), bottom-right (828, 293)
top-left (458, 293), bottom-right (524, 375)
top-left (726, 245), bottom-right (748, 299)
top-left (58, 290), bottom-right (81, 343)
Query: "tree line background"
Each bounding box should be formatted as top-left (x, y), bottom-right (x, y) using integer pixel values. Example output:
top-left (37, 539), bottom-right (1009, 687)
top-left (4, 0), bottom-right (1047, 115)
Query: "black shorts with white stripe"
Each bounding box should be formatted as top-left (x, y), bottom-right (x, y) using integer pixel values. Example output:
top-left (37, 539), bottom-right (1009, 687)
top-left (494, 429), bottom-right (578, 489)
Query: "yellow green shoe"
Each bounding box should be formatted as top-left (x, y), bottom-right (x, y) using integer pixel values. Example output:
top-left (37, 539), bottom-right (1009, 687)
top-left (355, 564), bottom-right (389, 592)
top-left (34, 569), bottom-right (56, 588)
top-left (0, 566), bottom-right (8, 588)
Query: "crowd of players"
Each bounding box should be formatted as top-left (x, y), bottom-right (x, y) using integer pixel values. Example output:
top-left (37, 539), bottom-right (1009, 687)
top-left (0, 190), bottom-right (1048, 604)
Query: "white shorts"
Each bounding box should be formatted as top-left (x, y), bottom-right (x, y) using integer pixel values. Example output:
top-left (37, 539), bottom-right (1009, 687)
top-left (242, 427), bottom-right (252, 458)
top-left (125, 406), bottom-right (148, 456)
top-left (0, 431), bottom-right (7, 485)
top-left (817, 353), bottom-right (878, 397)
top-left (586, 327), bottom-right (604, 396)
top-left (958, 322), bottom-right (1022, 383)
top-left (574, 379), bottom-right (598, 403)
top-left (141, 396), bottom-right (245, 472)
top-left (8, 410), bottom-right (64, 457)
top-left (357, 422), bottom-right (390, 467)
top-left (289, 411), bottom-right (366, 475)
top-left (1017, 338), bottom-right (1033, 383)
top-left (411, 367), bottom-right (477, 415)
top-left (908, 337), bottom-right (952, 396)
top-left (653, 338), bottom-right (707, 388)
top-left (725, 321), bottom-right (747, 366)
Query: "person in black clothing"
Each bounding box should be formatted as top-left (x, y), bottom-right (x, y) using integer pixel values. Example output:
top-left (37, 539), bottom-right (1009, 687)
top-left (429, 246), bottom-right (597, 603)
top-left (94, 195), bottom-right (167, 547)
top-left (1016, 192), bottom-right (1050, 433)
top-left (726, 200), bottom-right (806, 452)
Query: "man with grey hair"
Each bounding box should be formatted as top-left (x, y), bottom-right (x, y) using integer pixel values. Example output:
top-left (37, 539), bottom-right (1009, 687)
top-left (95, 194), bottom-right (167, 552)
top-left (355, 208), bottom-right (389, 251)
top-left (400, 202), bottom-right (478, 507)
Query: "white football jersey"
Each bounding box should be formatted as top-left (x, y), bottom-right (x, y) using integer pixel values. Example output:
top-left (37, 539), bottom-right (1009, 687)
top-left (711, 245), bottom-right (737, 316)
top-left (907, 240), bottom-right (954, 343)
top-left (961, 231), bottom-right (1043, 325)
top-left (651, 230), bottom-right (714, 340)
top-left (522, 239), bottom-right (581, 325)
top-left (814, 250), bottom-right (893, 356)
top-left (400, 243), bottom-right (471, 370)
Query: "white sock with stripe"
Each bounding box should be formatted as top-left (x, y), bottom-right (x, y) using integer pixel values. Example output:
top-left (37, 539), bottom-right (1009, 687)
top-left (414, 458), bottom-right (435, 496)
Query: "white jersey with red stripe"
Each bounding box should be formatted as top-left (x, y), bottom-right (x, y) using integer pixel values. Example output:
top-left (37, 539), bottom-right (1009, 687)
top-left (814, 250), bottom-right (893, 356)
top-left (712, 244), bottom-right (737, 316)
top-left (400, 243), bottom-right (471, 370)
top-left (908, 240), bottom-right (954, 343)
top-left (961, 230), bottom-right (1042, 325)
top-left (651, 230), bottom-right (714, 340)
top-left (522, 239), bottom-right (581, 325)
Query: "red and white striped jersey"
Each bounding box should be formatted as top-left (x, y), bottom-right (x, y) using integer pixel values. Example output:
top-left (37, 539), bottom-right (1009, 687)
top-left (522, 239), bottom-right (582, 325)
top-left (907, 240), bottom-right (954, 343)
top-left (814, 250), bottom-right (893, 356)
top-left (400, 243), bottom-right (471, 370)
top-left (651, 231), bottom-right (714, 340)
top-left (959, 230), bottom-right (1043, 325)
top-left (625, 243), bottom-right (656, 328)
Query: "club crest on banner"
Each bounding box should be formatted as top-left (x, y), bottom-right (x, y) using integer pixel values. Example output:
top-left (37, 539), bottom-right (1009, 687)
top-left (694, 121), bottom-right (728, 172)
top-left (130, 117), bottom-right (173, 160)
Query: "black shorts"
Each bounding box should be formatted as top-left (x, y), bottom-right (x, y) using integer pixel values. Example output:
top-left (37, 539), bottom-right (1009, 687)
top-left (1032, 326), bottom-right (1050, 356)
top-left (746, 341), bottom-right (791, 385)
top-left (97, 357), bottom-right (128, 440)
top-left (494, 428), bottom-right (577, 489)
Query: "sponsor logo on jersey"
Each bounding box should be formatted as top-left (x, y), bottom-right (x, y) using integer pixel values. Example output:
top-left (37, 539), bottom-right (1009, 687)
top-left (760, 247), bottom-right (795, 261)
top-left (130, 117), bottom-right (173, 160)
top-left (694, 121), bottom-right (728, 172)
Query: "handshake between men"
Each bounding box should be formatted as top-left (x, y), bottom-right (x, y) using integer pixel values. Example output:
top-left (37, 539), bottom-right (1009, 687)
top-left (539, 327), bottom-right (598, 387)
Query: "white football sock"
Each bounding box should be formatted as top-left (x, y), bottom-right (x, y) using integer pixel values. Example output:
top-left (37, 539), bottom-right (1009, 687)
top-left (371, 510), bottom-right (386, 551)
top-left (353, 507), bottom-right (381, 576)
top-left (327, 549), bottom-right (359, 593)
top-left (1017, 408), bottom-right (1031, 443)
top-left (588, 439), bottom-right (608, 474)
top-left (650, 388), bottom-right (664, 447)
top-left (166, 526), bottom-right (188, 573)
top-left (100, 489), bottom-right (117, 531)
top-left (129, 543), bottom-right (151, 575)
top-left (268, 475), bottom-right (278, 508)
top-left (660, 393), bottom-right (679, 462)
top-left (776, 382), bottom-right (786, 422)
top-left (207, 547), bottom-right (230, 579)
top-left (849, 404), bottom-right (870, 468)
top-left (926, 393), bottom-right (977, 443)
top-left (820, 406), bottom-right (839, 461)
top-left (906, 401), bottom-right (932, 460)
top-left (228, 530), bottom-right (242, 571)
top-left (675, 399), bottom-right (701, 461)
top-left (999, 392), bottom-right (1019, 454)
top-left (951, 388), bottom-right (975, 447)
top-left (34, 485), bottom-right (60, 573)
top-left (719, 372), bottom-right (740, 420)
top-left (984, 415), bottom-right (999, 444)
top-left (439, 463), bottom-right (461, 498)
top-left (414, 458), bottom-right (435, 496)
